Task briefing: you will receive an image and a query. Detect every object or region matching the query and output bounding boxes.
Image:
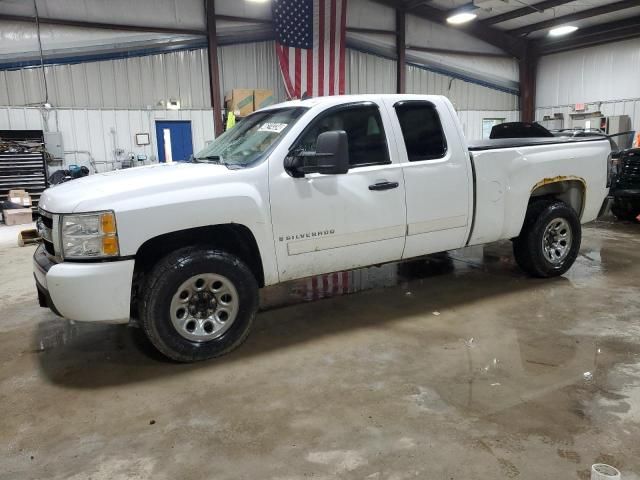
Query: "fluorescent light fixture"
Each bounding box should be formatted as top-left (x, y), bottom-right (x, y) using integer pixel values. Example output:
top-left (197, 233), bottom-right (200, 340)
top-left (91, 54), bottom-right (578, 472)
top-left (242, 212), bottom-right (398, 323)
top-left (549, 25), bottom-right (578, 37)
top-left (447, 12), bottom-right (478, 24)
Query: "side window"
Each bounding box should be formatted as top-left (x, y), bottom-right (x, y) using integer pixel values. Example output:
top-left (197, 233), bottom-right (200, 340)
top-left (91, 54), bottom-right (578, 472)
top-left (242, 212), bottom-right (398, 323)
top-left (395, 102), bottom-right (447, 161)
top-left (296, 104), bottom-right (390, 167)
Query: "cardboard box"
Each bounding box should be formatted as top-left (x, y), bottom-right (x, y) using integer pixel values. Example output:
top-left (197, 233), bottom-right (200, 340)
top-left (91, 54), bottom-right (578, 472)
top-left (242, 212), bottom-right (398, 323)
top-left (3, 208), bottom-right (32, 226)
top-left (8, 189), bottom-right (32, 207)
top-left (225, 89), bottom-right (254, 117)
top-left (254, 89), bottom-right (275, 111)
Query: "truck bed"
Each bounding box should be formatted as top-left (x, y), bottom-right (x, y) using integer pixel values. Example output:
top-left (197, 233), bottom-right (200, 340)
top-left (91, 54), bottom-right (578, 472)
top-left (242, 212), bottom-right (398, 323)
top-left (468, 136), bottom-right (608, 151)
top-left (467, 136), bottom-right (611, 247)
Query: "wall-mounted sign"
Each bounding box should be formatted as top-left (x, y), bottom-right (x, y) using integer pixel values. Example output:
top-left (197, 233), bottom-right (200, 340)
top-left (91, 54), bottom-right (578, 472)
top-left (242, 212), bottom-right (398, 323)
top-left (135, 133), bottom-right (150, 146)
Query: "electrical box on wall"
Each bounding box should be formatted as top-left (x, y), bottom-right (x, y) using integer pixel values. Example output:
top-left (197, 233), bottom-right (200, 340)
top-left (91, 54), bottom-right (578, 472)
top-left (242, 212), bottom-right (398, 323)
top-left (44, 132), bottom-right (64, 160)
top-left (607, 115), bottom-right (633, 149)
top-left (539, 114), bottom-right (564, 131)
top-left (570, 115), bottom-right (605, 131)
top-left (569, 113), bottom-right (633, 148)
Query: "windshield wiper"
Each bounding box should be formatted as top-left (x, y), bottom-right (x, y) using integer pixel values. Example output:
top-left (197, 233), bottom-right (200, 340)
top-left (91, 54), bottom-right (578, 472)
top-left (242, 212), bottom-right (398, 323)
top-left (194, 155), bottom-right (225, 165)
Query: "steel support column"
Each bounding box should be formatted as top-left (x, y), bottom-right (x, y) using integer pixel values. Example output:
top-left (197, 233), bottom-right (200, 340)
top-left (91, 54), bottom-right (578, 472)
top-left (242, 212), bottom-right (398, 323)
top-left (519, 46), bottom-right (537, 123)
top-left (205, 0), bottom-right (223, 137)
top-left (396, 9), bottom-right (406, 94)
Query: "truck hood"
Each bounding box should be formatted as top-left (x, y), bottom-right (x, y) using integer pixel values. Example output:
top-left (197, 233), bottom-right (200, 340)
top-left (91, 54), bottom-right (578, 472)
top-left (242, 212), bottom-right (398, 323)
top-left (39, 162), bottom-right (231, 213)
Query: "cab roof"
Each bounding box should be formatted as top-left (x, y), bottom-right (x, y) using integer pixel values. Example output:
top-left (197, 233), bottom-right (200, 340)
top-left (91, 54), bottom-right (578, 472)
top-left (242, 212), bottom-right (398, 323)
top-left (260, 94), bottom-right (449, 111)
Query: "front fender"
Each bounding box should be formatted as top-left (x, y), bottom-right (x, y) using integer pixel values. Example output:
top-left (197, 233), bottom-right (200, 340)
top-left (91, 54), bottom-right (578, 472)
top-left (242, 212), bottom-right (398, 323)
top-left (112, 167), bottom-right (278, 285)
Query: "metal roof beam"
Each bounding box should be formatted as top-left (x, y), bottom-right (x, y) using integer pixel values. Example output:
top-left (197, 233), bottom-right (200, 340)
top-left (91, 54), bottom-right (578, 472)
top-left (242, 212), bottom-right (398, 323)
top-left (0, 13), bottom-right (206, 36)
top-left (534, 14), bottom-right (640, 54)
top-left (402, 0), bottom-right (435, 11)
top-left (443, 2), bottom-right (476, 15)
top-left (482, 0), bottom-right (575, 26)
top-left (509, 0), bottom-right (640, 36)
top-left (411, 3), bottom-right (527, 57)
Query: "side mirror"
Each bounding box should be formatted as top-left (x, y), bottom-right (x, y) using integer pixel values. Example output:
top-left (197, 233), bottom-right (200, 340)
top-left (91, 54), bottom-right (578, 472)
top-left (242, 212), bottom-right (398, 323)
top-left (285, 130), bottom-right (349, 177)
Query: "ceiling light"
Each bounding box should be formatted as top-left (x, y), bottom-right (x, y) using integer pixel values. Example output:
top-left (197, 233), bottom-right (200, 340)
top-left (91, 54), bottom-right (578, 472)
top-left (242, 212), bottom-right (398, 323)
top-left (447, 12), bottom-right (478, 25)
top-left (549, 25), bottom-right (578, 37)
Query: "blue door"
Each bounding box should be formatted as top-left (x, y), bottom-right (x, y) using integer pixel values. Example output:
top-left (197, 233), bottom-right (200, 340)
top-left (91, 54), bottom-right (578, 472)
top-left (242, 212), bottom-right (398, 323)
top-left (155, 120), bottom-right (194, 162)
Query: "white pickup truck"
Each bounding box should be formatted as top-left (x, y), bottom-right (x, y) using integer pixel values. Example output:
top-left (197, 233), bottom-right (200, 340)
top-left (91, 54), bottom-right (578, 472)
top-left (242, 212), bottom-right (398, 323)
top-left (34, 94), bottom-right (613, 361)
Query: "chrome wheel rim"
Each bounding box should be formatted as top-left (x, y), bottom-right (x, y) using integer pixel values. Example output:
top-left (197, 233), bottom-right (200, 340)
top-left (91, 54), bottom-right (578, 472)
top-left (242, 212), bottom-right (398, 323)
top-left (170, 273), bottom-right (239, 342)
top-left (542, 217), bottom-right (572, 265)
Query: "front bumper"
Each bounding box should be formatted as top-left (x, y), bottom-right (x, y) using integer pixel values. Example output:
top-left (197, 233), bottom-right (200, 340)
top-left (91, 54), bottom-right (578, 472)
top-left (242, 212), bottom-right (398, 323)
top-left (33, 244), bottom-right (135, 323)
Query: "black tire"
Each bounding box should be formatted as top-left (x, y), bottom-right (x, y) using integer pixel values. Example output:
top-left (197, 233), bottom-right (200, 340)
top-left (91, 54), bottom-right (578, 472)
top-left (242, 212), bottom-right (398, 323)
top-left (140, 247), bottom-right (258, 362)
top-left (513, 199), bottom-right (581, 278)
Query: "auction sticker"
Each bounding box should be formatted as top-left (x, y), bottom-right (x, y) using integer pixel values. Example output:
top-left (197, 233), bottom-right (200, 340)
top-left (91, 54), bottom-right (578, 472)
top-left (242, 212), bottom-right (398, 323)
top-left (258, 122), bottom-right (288, 133)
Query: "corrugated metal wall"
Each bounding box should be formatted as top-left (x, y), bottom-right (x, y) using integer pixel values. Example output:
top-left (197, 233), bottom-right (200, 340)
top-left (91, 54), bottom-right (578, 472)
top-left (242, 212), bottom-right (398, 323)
top-left (218, 41), bottom-right (286, 103)
top-left (0, 41), bottom-right (520, 171)
top-left (0, 42), bottom-right (285, 109)
top-left (0, 49), bottom-right (211, 109)
top-left (536, 101), bottom-right (640, 135)
top-left (345, 49), bottom-right (397, 94)
top-left (458, 110), bottom-right (520, 140)
top-left (0, 106), bottom-right (214, 172)
top-left (407, 64), bottom-right (518, 111)
top-left (537, 37), bottom-right (640, 107)
top-left (536, 37), bottom-right (640, 133)
top-left (1, 43), bottom-right (518, 112)
top-left (342, 51), bottom-right (520, 137)
top-left (344, 50), bottom-right (519, 112)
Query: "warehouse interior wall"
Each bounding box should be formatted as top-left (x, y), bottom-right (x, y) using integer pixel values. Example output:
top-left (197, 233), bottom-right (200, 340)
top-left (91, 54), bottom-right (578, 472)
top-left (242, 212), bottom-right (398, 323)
top-left (0, 0), bottom-right (520, 172)
top-left (345, 0), bottom-right (518, 93)
top-left (0, 42), bottom-right (519, 171)
top-left (0, 49), bottom-right (211, 109)
top-left (0, 0), bottom-right (206, 31)
top-left (0, 0), bottom-right (519, 93)
top-left (0, 106), bottom-right (215, 172)
top-left (536, 37), bottom-right (640, 133)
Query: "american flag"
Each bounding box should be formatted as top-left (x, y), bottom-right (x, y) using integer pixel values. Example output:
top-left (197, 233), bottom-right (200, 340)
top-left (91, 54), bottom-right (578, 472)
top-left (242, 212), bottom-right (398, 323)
top-left (273, 0), bottom-right (347, 99)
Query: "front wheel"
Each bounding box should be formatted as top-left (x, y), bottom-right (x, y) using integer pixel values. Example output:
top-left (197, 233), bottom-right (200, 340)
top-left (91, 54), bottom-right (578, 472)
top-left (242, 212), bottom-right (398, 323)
top-left (513, 200), bottom-right (581, 278)
top-left (140, 247), bottom-right (258, 362)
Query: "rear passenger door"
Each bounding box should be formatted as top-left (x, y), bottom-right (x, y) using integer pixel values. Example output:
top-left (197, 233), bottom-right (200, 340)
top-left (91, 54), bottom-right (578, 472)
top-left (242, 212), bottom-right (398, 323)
top-left (384, 99), bottom-right (472, 259)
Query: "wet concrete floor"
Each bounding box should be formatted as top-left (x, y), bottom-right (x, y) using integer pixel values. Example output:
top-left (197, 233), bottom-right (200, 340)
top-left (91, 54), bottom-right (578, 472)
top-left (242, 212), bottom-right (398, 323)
top-left (1, 218), bottom-right (639, 479)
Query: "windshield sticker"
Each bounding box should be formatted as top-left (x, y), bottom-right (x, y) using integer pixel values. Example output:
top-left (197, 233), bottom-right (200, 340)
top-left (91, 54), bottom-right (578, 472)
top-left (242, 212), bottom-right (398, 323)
top-left (258, 122), bottom-right (288, 133)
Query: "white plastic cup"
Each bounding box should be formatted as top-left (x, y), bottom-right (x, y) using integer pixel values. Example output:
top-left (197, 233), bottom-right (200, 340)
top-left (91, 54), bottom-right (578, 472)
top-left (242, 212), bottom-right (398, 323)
top-left (591, 464), bottom-right (621, 480)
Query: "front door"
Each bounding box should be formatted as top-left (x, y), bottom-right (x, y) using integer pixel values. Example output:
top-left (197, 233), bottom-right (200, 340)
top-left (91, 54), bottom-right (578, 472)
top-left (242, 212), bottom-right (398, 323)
top-left (155, 120), bottom-right (194, 162)
top-left (269, 101), bottom-right (407, 282)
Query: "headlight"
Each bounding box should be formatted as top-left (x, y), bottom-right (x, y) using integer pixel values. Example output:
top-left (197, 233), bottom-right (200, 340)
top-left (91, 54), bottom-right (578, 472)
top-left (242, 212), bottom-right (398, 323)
top-left (60, 211), bottom-right (119, 259)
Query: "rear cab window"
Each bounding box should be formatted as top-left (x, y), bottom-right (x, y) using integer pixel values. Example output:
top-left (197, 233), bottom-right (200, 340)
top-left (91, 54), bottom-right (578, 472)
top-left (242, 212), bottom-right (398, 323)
top-left (394, 101), bottom-right (447, 162)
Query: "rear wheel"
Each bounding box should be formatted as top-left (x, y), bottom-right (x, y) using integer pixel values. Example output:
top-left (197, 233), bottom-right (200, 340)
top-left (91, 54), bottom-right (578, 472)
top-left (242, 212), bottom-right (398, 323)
top-left (140, 247), bottom-right (258, 362)
top-left (513, 200), bottom-right (581, 278)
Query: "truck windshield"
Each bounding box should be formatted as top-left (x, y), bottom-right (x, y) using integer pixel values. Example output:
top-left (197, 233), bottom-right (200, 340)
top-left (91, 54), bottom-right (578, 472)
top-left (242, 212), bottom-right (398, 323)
top-left (194, 107), bottom-right (307, 167)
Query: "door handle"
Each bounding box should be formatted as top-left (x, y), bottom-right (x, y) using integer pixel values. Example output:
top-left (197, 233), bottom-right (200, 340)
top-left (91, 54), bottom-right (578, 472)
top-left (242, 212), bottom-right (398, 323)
top-left (369, 181), bottom-right (399, 191)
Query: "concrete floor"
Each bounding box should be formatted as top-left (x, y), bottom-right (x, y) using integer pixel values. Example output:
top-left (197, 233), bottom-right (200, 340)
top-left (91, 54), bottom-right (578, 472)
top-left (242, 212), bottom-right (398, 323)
top-left (1, 218), bottom-right (639, 479)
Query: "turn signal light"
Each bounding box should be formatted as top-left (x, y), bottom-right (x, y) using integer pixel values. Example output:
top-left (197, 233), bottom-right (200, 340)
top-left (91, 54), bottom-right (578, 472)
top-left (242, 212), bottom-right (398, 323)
top-left (102, 236), bottom-right (119, 256)
top-left (101, 212), bottom-right (117, 234)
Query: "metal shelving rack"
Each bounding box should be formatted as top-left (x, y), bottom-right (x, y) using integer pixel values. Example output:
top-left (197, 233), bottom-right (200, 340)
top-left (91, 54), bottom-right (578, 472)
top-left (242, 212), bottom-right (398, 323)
top-left (0, 130), bottom-right (48, 211)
